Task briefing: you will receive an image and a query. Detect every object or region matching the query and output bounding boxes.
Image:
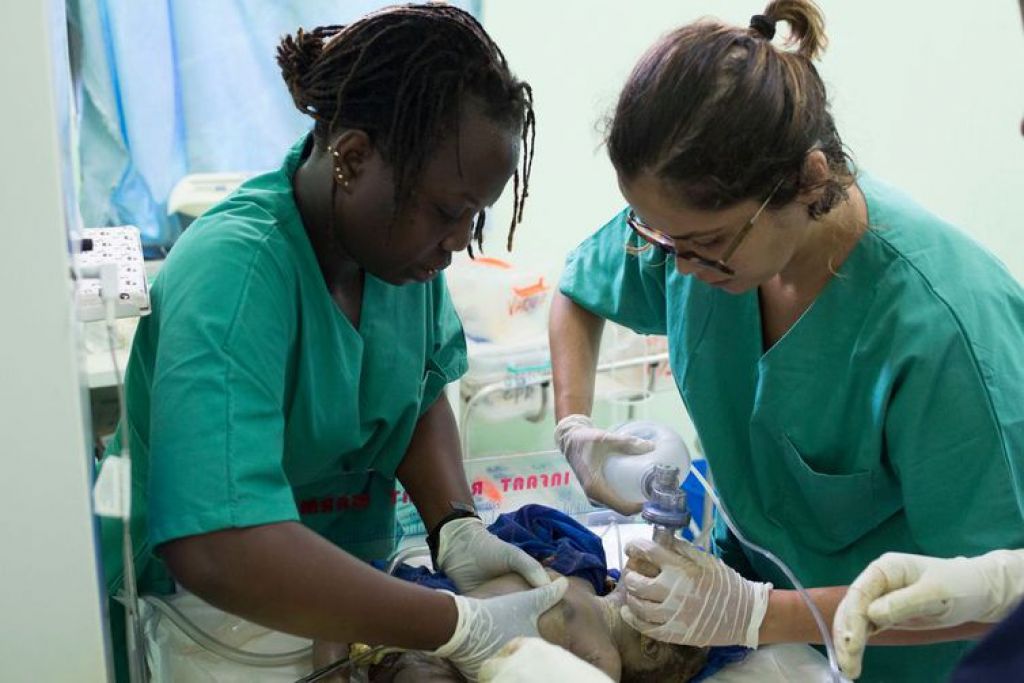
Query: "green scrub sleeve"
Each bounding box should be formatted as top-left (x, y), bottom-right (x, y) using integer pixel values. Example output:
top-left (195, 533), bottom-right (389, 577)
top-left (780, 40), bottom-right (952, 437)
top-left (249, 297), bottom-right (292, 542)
top-left (419, 273), bottom-right (469, 415)
top-left (559, 210), bottom-right (670, 336)
top-left (885, 317), bottom-right (1024, 557)
top-left (147, 227), bottom-right (300, 547)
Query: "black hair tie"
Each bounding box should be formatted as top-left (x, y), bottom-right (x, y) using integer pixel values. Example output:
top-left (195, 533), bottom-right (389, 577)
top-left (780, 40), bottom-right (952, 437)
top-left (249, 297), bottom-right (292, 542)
top-left (749, 14), bottom-right (777, 41)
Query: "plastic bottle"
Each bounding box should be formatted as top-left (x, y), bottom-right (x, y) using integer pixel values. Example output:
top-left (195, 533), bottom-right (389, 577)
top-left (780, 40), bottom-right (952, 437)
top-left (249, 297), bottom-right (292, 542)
top-left (601, 421), bottom-right (691, 505)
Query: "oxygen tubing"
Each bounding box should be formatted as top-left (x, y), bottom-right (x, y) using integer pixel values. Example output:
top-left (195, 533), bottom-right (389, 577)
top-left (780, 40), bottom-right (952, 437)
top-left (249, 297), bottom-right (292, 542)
top-left (140, 595), bottom-right (312, 667)
top-left (688, 465), bottom-right (847, 683)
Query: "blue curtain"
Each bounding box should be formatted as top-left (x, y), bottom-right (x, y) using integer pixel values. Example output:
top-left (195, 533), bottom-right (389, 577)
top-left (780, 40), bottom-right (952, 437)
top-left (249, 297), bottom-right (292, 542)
top-left (68, 0), bottom-right (479, 248)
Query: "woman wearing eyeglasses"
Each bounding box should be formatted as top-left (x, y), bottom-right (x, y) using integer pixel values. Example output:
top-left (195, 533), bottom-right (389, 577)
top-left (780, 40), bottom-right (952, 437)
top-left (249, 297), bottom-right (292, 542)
top-left (548, 1), bottom-right (1024, 681)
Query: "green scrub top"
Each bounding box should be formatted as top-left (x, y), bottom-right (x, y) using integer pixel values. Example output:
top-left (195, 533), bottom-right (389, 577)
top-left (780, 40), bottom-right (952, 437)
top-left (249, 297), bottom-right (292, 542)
top-left (560, 173), bottom-right (1024, 683)
top-left (101, 135), bottom-right (468, 597)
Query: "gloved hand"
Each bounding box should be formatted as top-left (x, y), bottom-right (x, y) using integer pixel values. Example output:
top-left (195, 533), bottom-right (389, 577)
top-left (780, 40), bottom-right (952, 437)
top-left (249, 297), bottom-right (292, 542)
top-left (621, 537), bottom-right (772, 648)
top-left (553, 414), bottom-right (655, 515)
top-left (478, 637), bottom-right (614, 682)
top-left (433, 578), bottom-right (569, 681)
top-left (834, 549), bottom-right (1024, 679)
top-left (437, 517), bottom-right (551, 592)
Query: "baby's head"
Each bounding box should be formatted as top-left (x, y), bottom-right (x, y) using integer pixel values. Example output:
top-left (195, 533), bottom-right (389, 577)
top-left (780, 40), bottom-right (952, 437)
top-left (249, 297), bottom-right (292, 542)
top-left (599, 582), bottom-right (707, 683)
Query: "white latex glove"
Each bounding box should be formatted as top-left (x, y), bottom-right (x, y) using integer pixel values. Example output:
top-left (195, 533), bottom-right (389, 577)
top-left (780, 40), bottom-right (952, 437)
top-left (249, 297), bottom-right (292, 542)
top-left (834, 549), bottom-right (1024, 679)
top-left (621, 537), bottom-right (772, 648)
top-left (437, 517), bottom-right (551, 592)
top-left (433, 578), bottom-right (569, 681)
top-left (553, 414), bottom-right (655, 515)
top-left (478, 637), bottom-right (613, 682)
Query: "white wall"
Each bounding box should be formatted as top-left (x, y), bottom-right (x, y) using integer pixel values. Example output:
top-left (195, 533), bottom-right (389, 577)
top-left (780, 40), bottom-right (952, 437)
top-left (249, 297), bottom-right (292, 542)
top-left (0, 0), bottom-right (111, 680)
top-left (481, 1), bottom-right (1024, 280)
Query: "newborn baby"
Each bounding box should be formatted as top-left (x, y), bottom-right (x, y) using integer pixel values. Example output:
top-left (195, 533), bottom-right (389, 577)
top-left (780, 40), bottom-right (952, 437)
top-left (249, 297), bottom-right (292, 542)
top-left (369, 567), bottom-right (706, 682)
top-left (352, 505), bottom-right (708, 682)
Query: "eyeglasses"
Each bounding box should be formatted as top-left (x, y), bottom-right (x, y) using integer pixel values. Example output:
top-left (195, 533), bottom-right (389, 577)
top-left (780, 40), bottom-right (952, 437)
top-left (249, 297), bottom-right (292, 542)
top-left (625, 179), bottom-right (784, 277)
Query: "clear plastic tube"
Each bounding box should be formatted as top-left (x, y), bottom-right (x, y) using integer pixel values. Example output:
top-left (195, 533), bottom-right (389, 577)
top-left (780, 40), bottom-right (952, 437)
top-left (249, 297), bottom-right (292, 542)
top-left (688, 465), bottom-right (846, 683)
top-left (139, 543), bottom-right (419, 676)
top-left (613, 519), bottom-right (624, 572)
top-left (140, 595), bottom-right (312, 667)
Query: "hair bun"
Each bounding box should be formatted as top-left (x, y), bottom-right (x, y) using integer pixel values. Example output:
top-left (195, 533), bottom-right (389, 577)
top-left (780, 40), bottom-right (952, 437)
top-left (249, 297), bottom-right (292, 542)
top-left (277, 26), bottom-right (342, 114)
top-left (761, 0), bottom-right (827, 61)
top-left (749, 14), bottom-right (777, 40)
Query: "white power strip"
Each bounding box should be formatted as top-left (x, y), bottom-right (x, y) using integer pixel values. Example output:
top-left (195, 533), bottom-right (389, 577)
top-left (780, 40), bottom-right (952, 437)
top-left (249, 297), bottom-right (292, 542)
top-left (74, 226), bottom-right (151, 322)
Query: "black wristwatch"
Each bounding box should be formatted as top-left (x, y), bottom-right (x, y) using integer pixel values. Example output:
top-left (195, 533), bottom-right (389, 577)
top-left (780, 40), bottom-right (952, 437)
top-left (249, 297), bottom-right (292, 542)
top-left (427, 501), bottom-right (479, 570)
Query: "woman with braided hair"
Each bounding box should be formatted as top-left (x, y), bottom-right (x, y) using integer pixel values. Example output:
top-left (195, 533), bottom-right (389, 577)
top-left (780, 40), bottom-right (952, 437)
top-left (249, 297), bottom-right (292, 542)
top-left (99, 5), bottom-right (567, 681)
top-left (548, 1), bottom-right (1024, 681)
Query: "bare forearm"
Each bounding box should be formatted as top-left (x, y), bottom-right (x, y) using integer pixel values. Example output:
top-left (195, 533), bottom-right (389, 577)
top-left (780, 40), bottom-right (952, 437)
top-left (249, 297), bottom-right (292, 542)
top-left (396, 393), bottom-right (474, 532)
top-left (760, 587), bottom-right (990, 645)
top-left (549, 292), bottom-right (604, 420)
top-left (159, 522), bottom-right (456, 649)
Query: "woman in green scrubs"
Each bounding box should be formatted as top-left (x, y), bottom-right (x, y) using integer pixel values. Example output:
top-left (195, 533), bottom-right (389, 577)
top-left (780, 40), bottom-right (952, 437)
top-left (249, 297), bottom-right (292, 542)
top-left (100, 6), bottom-right (568, 681)
top-left (549, 3), bottom-right (1024, 682)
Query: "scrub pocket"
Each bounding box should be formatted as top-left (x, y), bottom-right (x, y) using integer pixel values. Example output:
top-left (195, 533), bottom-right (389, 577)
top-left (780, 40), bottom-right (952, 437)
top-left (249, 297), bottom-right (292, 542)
top-left (763, 435), bottom-right (901, 554)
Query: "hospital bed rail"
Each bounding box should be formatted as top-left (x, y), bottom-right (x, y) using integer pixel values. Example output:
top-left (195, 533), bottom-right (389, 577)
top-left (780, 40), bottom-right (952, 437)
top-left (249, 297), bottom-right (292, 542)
top-left (458, 351), bottom-right (670, 457)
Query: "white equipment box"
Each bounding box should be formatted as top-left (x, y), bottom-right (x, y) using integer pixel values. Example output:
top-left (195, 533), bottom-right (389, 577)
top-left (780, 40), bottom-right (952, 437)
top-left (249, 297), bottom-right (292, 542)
top-left (168, 172), bottom-right (251, 219)
top-left (74, 226), bottom-right (151, 322)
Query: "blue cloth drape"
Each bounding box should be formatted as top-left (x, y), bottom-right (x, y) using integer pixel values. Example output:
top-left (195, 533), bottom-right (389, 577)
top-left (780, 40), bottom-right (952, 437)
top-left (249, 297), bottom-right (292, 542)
top-left (382, 504), bottom-right (611, 594)
top-left (67, 0), bottom-right (479, 247)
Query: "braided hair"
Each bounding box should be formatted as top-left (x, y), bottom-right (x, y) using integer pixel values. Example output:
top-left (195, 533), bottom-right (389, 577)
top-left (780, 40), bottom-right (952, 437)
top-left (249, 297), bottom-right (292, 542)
top-left (277, 4), bottom-right (534, 253)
